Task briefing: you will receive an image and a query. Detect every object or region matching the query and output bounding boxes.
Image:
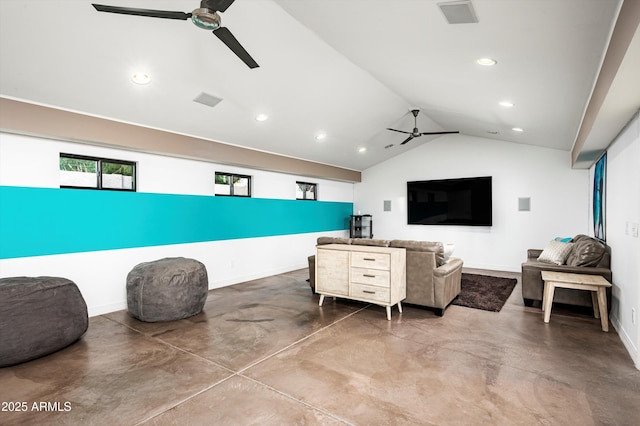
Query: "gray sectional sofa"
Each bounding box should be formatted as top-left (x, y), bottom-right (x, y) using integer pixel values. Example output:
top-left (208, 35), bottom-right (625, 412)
top-left (308, 237), bottom-right (463, 316)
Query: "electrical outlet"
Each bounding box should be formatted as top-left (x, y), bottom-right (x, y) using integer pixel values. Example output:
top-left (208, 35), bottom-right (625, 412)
top-left (631, 222), bottom-right (639, 238)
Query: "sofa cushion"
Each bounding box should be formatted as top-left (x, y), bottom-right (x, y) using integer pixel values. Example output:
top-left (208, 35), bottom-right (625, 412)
top-left (390, 240), bottom-right (445, 266)
top-left (566, 235), bottom-right (607, 267)
top-left (317, 237), bottom-right (352, 245)
top-left (537, 240), bottom-right (574, 265)
top-left (351, 238), bottom-right (390, 247)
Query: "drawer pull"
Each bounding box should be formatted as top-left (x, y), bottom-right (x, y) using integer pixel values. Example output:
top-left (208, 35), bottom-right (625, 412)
top-left (363, 258), bottom-right (376, 261)
top-left (363, 274), bottom-right (376, 278)
top-left (363, 290), bottom-right (376, 294)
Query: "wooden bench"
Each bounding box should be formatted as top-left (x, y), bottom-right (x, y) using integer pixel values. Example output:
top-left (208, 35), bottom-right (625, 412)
top-left (541, 271), bottom-right (612, 331)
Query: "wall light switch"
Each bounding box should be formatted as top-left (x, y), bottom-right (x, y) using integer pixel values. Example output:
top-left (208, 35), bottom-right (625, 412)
top-left (631, 222), bottom-right (639, 238)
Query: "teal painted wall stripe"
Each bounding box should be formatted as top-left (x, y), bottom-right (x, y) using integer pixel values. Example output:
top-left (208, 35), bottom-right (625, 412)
top-left (0, 186), bottom-right (353, 259)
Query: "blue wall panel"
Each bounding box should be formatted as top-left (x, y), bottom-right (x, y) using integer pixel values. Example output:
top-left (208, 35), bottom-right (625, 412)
top-left (0, 186), bottom-right (352, 259)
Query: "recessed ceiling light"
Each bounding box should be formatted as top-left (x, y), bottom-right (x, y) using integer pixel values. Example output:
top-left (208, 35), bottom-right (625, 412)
top-left (131, 72), bottom-right (151, 85)
top-left (315, 132), bottom-right (327, 141)
top-left (476, 58), bottom-right (497, 66)
top-left (512, 127), bottom-right (524, 132)
top-left (255, 113), bottom-right (269, 122)
top-left (358, 147), bottom-right (367, 153)
top-left (499, 101), bottom-right (514, 107)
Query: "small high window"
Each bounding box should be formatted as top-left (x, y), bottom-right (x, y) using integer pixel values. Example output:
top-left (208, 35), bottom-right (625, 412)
top-left (215, 172), bottom-right (251, 197)
top-left (296, 181), bottom-right (317, 200)
top-left (60, 153), bottom-right (136, 191)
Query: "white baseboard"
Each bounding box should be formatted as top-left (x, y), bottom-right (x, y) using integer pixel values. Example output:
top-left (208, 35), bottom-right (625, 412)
top-left (89, 301), bottom-right (127, 318)
top-left (209, 263), bottom-right (308, 289)
top-left (610, 314), bottom-right (640, 370)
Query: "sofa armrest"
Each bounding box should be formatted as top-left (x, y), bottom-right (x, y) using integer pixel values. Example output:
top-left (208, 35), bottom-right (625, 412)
top-left (527, 249), bottom-right (543, 259)
top-left (432, 257), bottom-right (463, 310)
top-left (434, 257), bottom-right (463, 278)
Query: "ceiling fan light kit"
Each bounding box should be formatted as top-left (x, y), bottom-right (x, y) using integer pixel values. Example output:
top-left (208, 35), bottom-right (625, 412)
top-left (191, 8), bottom-right (221, 30)
top-left (92, 0), bottom-right (259, 69)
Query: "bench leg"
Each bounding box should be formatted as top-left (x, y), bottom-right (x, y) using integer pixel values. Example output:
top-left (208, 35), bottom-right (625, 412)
top-left (591, 291), bottom-right (600, 319)
top-left (597, 288), bottom-right (609, 332)
top-left (543, 284), bottom-right (555, 323)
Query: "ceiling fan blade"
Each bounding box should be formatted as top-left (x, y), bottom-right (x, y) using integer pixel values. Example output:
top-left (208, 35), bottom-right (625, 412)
top-left (92, 4), bottom-right (191, 20)
top-left (213, 27), bottom-right (259, 69)
top-left (400, 136), bottom-right (414, 145)
top-left (208, 0), bottom-right (236, 13)
top-left (387, 128), bottom-right (412, 134)
top-left (420, 131), bottom-right (460, 135)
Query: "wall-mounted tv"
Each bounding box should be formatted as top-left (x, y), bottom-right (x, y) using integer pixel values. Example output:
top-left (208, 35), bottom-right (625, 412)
top-left (407, 176), bottom-right (492, 226)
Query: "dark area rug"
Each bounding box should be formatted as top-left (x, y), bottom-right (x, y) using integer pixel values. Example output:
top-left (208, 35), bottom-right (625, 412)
top-left (452, 274), bottom-right (517, 312)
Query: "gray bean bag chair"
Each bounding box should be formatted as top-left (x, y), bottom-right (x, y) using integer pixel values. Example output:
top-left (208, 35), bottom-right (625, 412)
top-left (0, 277), bottom-right (88, 367)
top-left (127, 257), bottom-right (208, 322)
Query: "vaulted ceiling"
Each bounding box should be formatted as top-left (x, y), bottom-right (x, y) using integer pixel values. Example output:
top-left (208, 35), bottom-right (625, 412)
top-left (1, 1), bottom-right (638, 171)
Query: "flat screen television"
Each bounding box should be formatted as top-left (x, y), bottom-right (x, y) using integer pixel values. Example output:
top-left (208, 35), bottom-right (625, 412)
top-left (407, 176), bottom-right (492, 226)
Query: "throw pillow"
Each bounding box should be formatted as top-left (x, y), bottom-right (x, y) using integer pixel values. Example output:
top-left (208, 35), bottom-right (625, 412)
top-left (565, 238), bottom-right (606, 267)
top-left (444, 243), bottom-right (455, 262)
top-left (537, 240), bottom-right (574, 265)
top-left (554, 237), bottom-right (572, 243)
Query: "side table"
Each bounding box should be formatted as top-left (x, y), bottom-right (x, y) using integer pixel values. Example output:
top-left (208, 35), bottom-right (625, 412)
top-left (541, 271), bottom-right (612, 332)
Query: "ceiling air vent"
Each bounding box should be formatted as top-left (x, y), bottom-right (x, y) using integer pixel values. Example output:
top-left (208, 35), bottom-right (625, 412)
top-left (193, 92), bottom-right (223, 108)
top-left (438, 0), bottom-right (478, 24)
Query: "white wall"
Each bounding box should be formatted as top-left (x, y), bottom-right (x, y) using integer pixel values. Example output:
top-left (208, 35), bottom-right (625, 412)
top-left (0, 133), bottom-right (354, 202)
top-left (601, 112), bottom-right (640, 368)
top-left (0, 133), bottom-right (353, 316)
top-left (354, 134), bottom-right (589, 271)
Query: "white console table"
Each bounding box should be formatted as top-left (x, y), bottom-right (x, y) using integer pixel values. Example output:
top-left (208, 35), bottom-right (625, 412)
top-left (315, 244), bottom-right (406, 320)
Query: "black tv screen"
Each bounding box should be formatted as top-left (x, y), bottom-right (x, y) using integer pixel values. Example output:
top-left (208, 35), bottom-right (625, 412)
top-left (407, 176), bottom-right (492, 226)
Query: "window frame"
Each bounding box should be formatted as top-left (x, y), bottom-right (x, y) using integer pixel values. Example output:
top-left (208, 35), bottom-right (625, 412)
top-left (214, 172), bottom-right (252, 197)
top-left (59, 153), bottom-right (137, 192)
top-left (296, 181), bottom-right (318, 201)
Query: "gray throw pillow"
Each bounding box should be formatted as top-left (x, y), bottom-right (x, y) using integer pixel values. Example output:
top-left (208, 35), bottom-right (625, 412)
top-left (565, 238), bottom-right (606, 267)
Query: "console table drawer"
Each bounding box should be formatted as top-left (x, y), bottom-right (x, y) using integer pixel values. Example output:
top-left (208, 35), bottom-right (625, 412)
top-left (351, 283), bottom-right (390, 303)
top-left (351, 252), bottom-right (390, 270)
top-left (351, 268), bottom-right (390, 287)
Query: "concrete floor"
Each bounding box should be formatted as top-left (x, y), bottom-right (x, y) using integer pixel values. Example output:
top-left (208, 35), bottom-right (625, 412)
top-left (1, 268), bottom-right (639, 425)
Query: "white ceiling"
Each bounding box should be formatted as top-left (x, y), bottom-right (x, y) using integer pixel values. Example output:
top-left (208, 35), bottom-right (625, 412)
top-left (0, 0), bottom-right (636, 171)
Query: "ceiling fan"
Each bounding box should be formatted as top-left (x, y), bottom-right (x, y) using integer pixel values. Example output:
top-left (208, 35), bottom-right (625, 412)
top-left (387, 109), bottom-right (459, 145)
top-left (92, 0), bottom-right (259, 69)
